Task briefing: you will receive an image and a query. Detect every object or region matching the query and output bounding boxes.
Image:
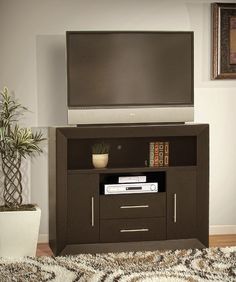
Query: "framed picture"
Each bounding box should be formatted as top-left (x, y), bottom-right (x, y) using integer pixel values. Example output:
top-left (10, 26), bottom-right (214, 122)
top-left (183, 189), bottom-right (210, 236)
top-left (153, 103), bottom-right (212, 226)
top-left (212, 3), bottom-right (236, 79)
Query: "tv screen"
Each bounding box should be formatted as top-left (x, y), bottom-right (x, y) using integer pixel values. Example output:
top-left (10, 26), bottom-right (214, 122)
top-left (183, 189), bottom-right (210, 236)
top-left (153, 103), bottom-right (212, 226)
top-left (66, 31), bottom-right (193, 108)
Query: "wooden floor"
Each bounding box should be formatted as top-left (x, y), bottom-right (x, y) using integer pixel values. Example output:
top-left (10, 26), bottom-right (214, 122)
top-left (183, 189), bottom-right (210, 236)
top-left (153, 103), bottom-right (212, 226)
top-left (36, 243), bottom-right (54, 257)
top-left (209, 234), bottom-right (236, 247)
top-left (37, 234), bottom-right (236, 256)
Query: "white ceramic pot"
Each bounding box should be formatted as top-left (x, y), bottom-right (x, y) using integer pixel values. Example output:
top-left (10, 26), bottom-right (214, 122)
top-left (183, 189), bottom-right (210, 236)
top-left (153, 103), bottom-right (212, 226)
top-left (92, 153), bottom-right (109, 168)
top-left (0, 206), bottom-right (41, 257)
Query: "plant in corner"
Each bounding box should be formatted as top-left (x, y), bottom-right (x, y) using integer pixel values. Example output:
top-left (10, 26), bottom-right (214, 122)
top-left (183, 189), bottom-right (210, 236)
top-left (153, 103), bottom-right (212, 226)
top-left (0, 87), bottom-right (45, 257)
top-left (92, 141), bottom-right (110, 168)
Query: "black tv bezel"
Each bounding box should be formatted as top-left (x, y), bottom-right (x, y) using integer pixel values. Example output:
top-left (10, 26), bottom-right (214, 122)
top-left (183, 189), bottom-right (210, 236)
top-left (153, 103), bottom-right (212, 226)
top-left (66, 31), bottom-right (194, 108)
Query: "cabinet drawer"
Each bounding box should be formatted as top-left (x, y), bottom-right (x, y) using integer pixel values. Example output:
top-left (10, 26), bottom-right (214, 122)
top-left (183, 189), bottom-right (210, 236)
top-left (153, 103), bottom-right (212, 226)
top-left (100, 217), bottom-right (166, 243)
top-left (100, 193), bottom-right (166, 219)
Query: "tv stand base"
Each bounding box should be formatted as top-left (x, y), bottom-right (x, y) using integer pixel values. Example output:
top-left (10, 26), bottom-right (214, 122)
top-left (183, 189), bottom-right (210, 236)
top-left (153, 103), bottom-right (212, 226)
top-left (60, 239), bottom-right (205, 255)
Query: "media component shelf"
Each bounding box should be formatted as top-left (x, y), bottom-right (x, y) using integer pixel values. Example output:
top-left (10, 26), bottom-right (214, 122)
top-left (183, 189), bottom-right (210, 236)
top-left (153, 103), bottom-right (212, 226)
top-left (49, 123), bottom-right (209, 255)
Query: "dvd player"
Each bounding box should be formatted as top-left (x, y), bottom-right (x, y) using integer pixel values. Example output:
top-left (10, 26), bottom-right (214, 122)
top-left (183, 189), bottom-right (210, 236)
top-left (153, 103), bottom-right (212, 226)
top-left (104, 182), bottom-right (158, 195)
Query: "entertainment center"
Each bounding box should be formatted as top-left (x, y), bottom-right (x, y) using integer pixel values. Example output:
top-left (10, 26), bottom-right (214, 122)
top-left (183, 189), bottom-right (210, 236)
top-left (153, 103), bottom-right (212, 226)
top-left (49, 123), bottom-right (209, 255)
top-left (49, 31), bottom-right (209, 256)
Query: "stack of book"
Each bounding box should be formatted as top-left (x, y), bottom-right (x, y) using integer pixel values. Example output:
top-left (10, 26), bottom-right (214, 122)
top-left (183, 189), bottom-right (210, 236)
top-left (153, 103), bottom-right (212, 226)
top-left (149, 141), bottom-right (169, 167)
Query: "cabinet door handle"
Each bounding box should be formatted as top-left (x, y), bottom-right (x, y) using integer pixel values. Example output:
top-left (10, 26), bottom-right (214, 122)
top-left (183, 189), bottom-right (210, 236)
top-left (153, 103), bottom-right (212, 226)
top-left (174, 193), bottom-right (177, 223)
top-left (120, 228), bottom-right (149, 233)
top-left (91, 196), bottom-right (94, 227)
top-left (120, 205), bottom-right (149, 209)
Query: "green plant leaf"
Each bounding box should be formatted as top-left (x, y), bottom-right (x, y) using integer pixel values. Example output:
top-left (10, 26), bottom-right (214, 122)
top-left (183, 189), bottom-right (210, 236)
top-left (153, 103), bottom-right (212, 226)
top-left (92, 142), bottom-right (110, 154)
top-left (0, 87), bottom-right (45, 158)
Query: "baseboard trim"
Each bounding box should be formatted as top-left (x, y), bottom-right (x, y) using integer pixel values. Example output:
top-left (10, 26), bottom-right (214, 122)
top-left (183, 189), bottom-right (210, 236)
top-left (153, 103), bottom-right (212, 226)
top-left (38, 227), bottom-right (236, 244)
top-left (209, 225), bottom-right (236, 235)
top-left (38, 234), bottom-right (49, 243)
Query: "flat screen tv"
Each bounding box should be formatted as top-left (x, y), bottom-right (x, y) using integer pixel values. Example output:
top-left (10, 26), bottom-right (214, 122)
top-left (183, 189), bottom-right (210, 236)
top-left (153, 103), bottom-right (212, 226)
top-left (66, 31), bottom-right (194, 124)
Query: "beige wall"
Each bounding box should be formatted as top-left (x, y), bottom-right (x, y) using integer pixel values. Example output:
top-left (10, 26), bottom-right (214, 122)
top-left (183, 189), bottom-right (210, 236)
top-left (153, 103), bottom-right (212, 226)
top-left (1, 0), bottom-right (236, 239)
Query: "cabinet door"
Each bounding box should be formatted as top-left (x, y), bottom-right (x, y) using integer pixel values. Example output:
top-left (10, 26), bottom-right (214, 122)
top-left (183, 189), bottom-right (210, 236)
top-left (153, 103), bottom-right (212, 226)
top-left (167, 168), bottom-right (196, 240)
top-left (67, 173), bottom-right (99, 244)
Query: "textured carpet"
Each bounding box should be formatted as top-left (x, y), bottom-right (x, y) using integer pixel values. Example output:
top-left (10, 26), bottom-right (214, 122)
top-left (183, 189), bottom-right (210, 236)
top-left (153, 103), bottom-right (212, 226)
top-left (0, 247), bottom-right (236, 281)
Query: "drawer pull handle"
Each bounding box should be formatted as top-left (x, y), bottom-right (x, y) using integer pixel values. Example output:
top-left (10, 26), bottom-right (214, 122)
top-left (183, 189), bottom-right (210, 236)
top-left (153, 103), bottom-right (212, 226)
top-left (174, 193), bottom-right (177, 223)
top-left (120, 228), bottom-right (149, 233)
top-left (91, 196), bottom-right (94, 227)
top-left (120, 205), bottom-right (149, 209)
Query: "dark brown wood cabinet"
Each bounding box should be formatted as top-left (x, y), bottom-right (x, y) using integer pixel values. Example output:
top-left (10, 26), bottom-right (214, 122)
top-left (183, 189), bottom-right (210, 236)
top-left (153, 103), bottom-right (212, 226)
top-left (49, 124), bottom-right (209, 255)
top-left (167, 168), bottom-right (197, 240)
top-left (67, 173), bottom-right (99, 244)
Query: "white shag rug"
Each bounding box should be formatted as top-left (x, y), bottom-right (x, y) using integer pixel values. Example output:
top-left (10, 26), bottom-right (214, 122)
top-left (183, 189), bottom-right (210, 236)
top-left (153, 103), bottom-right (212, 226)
top-left (0, 247), bottom-right (236, 281)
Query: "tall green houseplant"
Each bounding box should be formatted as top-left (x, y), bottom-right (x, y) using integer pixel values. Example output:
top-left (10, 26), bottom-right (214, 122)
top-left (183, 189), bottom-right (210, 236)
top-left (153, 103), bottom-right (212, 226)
top-left (0, 87), bottom-right (45, 209)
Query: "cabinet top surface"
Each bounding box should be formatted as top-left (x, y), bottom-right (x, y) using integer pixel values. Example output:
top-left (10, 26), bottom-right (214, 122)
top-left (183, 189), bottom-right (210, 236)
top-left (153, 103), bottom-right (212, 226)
top-left (55, 123), bottom-right (209, 139)
top-left (55, 123), bottom-right (208, 130)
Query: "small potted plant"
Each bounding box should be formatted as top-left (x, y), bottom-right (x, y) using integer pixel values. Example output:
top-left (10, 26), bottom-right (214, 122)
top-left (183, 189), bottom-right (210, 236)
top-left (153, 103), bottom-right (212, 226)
top-left (0, 87), bottom-right (45, 257)
top-left (92, 141), bottom-right (110, 168)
